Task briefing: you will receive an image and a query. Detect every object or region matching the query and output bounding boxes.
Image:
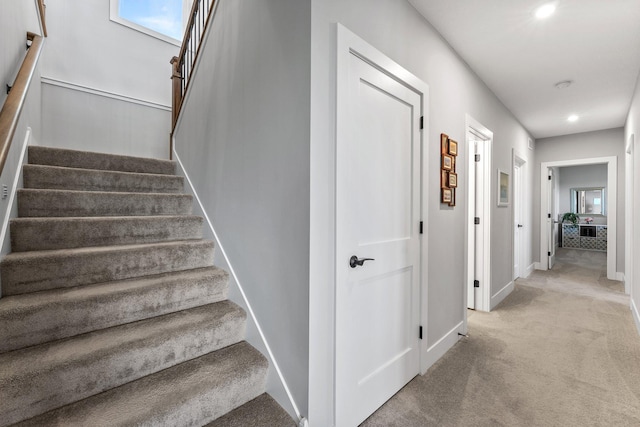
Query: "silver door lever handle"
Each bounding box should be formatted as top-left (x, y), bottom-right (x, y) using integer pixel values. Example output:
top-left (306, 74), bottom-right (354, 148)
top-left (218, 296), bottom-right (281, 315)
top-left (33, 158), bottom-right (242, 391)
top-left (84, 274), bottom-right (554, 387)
top-left (350, 256), bottom-right (374, 268)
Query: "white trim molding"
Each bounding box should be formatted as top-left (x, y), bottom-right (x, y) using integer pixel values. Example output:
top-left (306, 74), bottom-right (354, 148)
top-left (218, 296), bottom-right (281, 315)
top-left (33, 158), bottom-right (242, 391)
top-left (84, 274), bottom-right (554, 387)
top-left (424, 321), bottom-right (465, 371)
top-left (539, 156), bottom-right (617, 280)
top-left (632, 297), bottom-right (640, 336)
top-left (41, 77), bottom-right (171, 111)
top-left (491, 281), bottom-right (514, 310)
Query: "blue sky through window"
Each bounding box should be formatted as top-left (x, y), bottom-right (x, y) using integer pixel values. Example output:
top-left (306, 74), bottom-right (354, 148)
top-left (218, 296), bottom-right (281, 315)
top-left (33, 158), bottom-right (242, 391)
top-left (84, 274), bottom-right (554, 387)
top-left (119, 0), bottom-right (183, 40)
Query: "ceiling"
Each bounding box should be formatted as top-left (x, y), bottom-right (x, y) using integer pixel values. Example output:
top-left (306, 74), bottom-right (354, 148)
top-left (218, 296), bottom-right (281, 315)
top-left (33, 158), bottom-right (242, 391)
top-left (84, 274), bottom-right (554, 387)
top-left (408, 0), bottom-right (640, 139)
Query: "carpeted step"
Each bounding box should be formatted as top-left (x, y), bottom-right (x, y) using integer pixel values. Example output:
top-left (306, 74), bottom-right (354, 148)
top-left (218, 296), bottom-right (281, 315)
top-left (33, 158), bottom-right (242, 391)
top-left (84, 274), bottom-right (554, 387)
top-left (205, 393), bottom-right (297, 427)
top-left (18, 189), bottom-right (193, 217)
top-left (28, 146), bottom-right (176, 175)
top-left (0, 267), bottom-right (228, 353)
top-left (13, 341), bottom-right (268, 427)
top-left (0, 301), bottom-right (247, 426)
top-left (11, 215), bottom-right (203, 252)
top-left (1, 240), bottom-right (214, 296)
top-left (23, 164), bottom-right (184, 193)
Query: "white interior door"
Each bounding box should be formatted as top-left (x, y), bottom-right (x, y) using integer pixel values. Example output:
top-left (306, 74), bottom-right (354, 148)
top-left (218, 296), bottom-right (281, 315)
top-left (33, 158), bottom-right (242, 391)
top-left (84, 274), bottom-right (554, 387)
top-left (514, 163), bottom-right (522, 279)
top-left (548, 168), bottom-right (556, 269)
top-left (336, 48), bottom-right (422, 427)
top-left (473, 141), bottom-right (484, 309)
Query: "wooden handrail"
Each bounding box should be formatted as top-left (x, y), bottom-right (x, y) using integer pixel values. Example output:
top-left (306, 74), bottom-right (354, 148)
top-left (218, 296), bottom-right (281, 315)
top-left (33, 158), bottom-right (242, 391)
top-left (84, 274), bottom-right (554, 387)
top-left (0, 33), bottom-right (44, 173)
top-left (170, 0), bottom-right (218, 136)
top-left (37, 0), bottom-right (48, 37)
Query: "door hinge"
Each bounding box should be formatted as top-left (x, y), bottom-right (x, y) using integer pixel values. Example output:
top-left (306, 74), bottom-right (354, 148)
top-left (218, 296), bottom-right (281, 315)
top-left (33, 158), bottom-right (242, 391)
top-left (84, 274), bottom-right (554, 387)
top-left (548, 213), bottom-right (551, 219)
top-left (420, 116), bottom-right (424, 130)
top-left (548, 175), bottom-right (552, 180)
top-left (419, 326), bottom-right (423, 340)
top-left (475, 154), bottom-right (480, 162)
top-left (474, 280), bottom-right (480, 288)
top-left (474, 217), bottom-right (480, 225)
top-left (6, 84), bottom-right (11, 95)
top-left (419, 221), bottom-right (423, 234)
top-left (548, 251), bottom-right (551, 256)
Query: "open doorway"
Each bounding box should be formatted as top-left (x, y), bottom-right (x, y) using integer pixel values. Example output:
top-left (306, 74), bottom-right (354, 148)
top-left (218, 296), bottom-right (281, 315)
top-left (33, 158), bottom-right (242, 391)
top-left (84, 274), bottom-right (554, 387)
top-left (539, 157), bottom-right (619, 283)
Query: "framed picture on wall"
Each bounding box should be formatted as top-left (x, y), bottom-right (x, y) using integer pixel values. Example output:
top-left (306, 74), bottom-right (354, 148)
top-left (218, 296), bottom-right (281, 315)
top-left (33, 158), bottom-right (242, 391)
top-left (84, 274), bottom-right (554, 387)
top-left (442, 188), bottom-right (452, 204)
top-left (441, 133), bottom-right (449, 154)
top-left (442, 154), bottom-right (453, 171)
top-left (448, 172), bottom-right (457, 188)
top-left (448, 139), bottom-right (458, 156)
top-left (441, 170), bottom-right (449, 188)
top-left (498, 169), bottom-right (509, 207)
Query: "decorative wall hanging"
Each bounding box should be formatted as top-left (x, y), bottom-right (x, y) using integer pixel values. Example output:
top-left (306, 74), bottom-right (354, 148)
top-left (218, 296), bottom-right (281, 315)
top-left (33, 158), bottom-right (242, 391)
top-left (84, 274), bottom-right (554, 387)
top-left (498, 169), bottom-right (509, 207)
top-left (440, 133), bottom-right (458, 207)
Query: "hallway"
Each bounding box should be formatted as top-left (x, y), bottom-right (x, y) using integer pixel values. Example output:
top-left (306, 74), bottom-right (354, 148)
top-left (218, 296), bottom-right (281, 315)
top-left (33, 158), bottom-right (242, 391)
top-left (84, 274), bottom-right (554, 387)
top-left (361, 249), bottom-right (640, 426)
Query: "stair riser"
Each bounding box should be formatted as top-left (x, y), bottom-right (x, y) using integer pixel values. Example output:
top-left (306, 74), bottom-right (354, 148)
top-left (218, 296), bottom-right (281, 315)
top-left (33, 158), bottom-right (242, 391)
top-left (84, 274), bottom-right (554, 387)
top-left (28, 146), bottom-right (176, 175)
top-left (1, 241), bottom-right (214, 296)
top-left (13, 343), bottom-right (268, 427)
top-left (18, 190), bottom-right (193, 217)
top-left (23, 165), bottom-right (184, 194)
top-left (0, 268), bottom-right (228, 353)
top-left (11, 216), bottom-right (203, 252)
top-left (0, 303), bottom-right (247, 427)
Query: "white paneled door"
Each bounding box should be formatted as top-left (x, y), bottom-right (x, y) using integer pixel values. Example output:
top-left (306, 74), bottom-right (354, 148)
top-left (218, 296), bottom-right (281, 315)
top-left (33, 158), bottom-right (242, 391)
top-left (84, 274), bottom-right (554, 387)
top-left (336, 37), bottom-right (423, 426)
top-left (548, 168), bottom-right (556, 269)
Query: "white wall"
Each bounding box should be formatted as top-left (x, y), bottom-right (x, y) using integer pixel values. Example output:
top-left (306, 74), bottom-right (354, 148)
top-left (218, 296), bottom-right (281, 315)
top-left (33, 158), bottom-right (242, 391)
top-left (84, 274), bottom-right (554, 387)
top-left (558, 164), bottom-right (608, 218)
top-left (39, 0), bottom-right (178, 158)
top-left (0, 1), bottom-right (40, 109)
top-left (173, 0), bottom-right (311, 420)
top-left (624, 71), bottom-right (640, 334)
top-left (533, 128), bottom-right (625, 273)
top-left (309, 0), bottom-right (534, 424)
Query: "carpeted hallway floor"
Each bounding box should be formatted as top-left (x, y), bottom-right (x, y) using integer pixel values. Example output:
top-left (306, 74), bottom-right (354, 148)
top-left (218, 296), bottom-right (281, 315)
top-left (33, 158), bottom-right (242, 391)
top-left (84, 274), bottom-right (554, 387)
top-left (361, 248), bottom-right (640, 426)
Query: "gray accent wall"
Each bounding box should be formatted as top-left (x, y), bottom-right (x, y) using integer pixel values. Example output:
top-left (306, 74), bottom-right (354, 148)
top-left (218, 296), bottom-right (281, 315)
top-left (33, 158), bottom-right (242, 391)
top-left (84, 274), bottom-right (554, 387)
top-left (533, 128), bottom-right (625, 273)
top-left (173, 0), bottom-right (311, 418)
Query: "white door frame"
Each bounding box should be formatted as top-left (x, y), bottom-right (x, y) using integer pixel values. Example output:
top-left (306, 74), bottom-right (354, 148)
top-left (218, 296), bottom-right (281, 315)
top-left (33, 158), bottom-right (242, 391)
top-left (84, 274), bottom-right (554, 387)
top-left (539, 156), bottom-right (617, 280)
top-left (333, 24), bottom-right (430, 424)
top-left (513, 152), bottom-right (527, 280)
top-left (465, 115), bottom-right (492, 313)
top-left (626, 135), bottom-right (634, 296)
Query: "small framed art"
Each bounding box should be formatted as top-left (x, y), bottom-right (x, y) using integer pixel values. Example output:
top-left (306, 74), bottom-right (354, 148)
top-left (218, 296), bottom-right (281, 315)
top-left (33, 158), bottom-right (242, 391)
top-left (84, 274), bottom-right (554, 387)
top-left (498, 169), bottom-right (509, 207)
top-left (448, 139), bottom-right (458, 156)
top-left (442, 188), bottom-right (452, 204)
top-left (442, 154), bottom-right (453, 171)
top-left (448, 172), bottom-right (457, 188)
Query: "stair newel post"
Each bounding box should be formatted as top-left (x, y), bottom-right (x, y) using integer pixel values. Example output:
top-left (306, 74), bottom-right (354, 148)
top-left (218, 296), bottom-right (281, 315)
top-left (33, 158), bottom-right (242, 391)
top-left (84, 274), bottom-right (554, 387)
top-left (170, 56), bottom-right (182, 159)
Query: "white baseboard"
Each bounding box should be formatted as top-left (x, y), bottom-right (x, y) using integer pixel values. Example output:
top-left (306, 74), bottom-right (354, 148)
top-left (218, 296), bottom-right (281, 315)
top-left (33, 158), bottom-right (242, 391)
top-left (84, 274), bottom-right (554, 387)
top-left (523, 263), bottom-right (535, 278)
top-left (534, 262), bottom-right (545, 270)
top-left (491, 281), bottom-right (514, 310)
top-left (632, 298), bottom-right (640, 337)
top-left (41, 77), bottom-right (171, 111)
top-left (615, 272), bottom-right (625, 282)
top-left (422, 321), bottom-right (464, 373)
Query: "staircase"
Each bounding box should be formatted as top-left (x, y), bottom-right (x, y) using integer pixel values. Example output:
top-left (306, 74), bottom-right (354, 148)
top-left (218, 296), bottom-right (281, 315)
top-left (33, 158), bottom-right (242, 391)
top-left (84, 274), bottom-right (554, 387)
top-left (0, 146), bottom-right (296, 427)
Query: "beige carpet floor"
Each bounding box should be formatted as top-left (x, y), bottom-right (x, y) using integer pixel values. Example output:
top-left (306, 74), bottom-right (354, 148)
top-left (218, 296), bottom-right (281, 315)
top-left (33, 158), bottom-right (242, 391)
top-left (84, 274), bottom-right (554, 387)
top-left (361, 248), bottom-right (640, 426)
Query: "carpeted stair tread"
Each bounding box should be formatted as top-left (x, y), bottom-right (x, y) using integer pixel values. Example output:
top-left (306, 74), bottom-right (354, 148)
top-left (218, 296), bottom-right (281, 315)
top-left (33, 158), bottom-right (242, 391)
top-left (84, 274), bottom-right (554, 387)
top-left (205, 393), bottom-right (297, 427)
top-left (1, 240), bottom-right (214, 296)
top-left (23, 164), bottom-right (184, 193)
top-left (0, 301), bottom-right (247, 426)
top-left (0, 267), bottom-right (228, 353)
top-left (13, 341), bottom-right (268, 427)
top-left (11, 215), bottom-right (204, 251)
top-left (18, 189), bottom-right (193, 217)
top-left (28, 146), bottom-right (176, 175)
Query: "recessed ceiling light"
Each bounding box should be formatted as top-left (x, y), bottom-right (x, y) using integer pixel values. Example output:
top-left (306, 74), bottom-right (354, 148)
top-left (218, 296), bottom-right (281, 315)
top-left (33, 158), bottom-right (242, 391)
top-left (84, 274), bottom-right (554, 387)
top-left (535, 3), bottom-right (556, 19)
top-left (567, 115), bottom-right (579, 122)
top-left (554, 80), bottom-right (573, 89)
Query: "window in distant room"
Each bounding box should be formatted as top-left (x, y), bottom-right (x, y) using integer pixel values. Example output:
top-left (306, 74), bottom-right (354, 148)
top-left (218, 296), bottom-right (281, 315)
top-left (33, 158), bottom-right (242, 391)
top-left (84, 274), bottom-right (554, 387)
top-left (110, 0), bottom-right (191, 45)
